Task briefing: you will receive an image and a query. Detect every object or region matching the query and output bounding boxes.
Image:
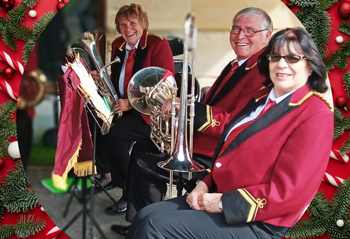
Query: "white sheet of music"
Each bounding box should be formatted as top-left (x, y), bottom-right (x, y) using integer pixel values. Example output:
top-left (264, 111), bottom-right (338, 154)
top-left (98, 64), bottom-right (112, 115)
top-left (70, 58), bottom-right (112, 123)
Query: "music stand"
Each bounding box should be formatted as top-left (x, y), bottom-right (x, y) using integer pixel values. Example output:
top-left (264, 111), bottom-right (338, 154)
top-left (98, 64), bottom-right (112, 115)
top-left (60, 67), bottom-right (117, 239)
top-left (61, 120), bottom-right (111, 239)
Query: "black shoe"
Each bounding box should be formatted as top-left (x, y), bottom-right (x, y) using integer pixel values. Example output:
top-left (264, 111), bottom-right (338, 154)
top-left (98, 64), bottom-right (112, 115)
top-left (105, 203), bottom-right (127, 215)
top-left (111, 224), bottom-right (130, 237)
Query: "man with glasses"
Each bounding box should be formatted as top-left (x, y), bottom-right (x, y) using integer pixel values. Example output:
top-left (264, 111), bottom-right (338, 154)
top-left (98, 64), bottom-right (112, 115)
top-left (110, 7), bottom-right (273, 237)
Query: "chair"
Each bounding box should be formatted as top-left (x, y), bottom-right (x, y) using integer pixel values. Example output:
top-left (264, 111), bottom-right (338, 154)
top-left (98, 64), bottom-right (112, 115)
top-left (173, 59), bottom-right (201, 102)
top-left (136, 153), bottom-right (212, 198)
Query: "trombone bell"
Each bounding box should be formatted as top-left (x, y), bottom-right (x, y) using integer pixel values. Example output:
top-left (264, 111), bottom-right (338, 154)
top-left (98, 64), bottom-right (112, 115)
top-left (157, 146), bottom-right (205, 172)
top-left (157, 13), bottom-right (205, 174)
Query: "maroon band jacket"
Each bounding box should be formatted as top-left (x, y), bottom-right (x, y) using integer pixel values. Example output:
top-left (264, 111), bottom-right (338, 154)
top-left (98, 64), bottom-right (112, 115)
top-left (110, 30), bottom-right (175, 123)
top-left (193, 48), bottom-right (266, 158)
top-left (202, 84), bottom-right (334, 228)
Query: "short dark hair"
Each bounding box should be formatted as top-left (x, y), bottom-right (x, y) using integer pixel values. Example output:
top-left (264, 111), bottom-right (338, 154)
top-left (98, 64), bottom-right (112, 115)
top-left (258, 27), bottom-right (327, 93)
top-left (115, 3), bottom-right (149, 33)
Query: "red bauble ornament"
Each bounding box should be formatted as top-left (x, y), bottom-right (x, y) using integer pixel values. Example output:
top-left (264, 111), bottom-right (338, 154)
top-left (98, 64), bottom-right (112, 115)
top-left (338, 1), bottom-right (350, 20)
top-left (0, 158), bottom-right (5, 169)
top-left (0, 0), bottom-right (15, 11)
top-left (57, 0), bottom-right (66, 11)
top-left (336, 95), bottom-right (349, 112)
top-left (0, 66), bottom-right (15, 79)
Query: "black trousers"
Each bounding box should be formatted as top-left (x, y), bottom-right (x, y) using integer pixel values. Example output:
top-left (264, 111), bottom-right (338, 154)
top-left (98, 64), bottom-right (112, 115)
top-left (126, 196), bottom-right (289, 239)
top-left (95, 111), bottom-right (151, 188)
top-left (17, 109), bottom-right (33, 171)
top-left (126, 151), bottom-right (211, 222)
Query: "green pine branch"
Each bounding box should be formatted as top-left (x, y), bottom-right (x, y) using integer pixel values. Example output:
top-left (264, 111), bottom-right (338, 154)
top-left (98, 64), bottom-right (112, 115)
top-left (332, 107), bottom-right (350, 141)
top-left (0, 4), bottom-right (28, 50)
top-left (318, 0), bottom-right (341, 11)
top-left (0, 3), bottom-right (56, 63)
top-left (343, 71), bottom-right (350, 96)
top-left (339, 20), bottom-right (350, 36)
top-left (0, 204), bottom-right (4, 222)
top-left (21, 10), bottom-right (56, 64)
top-left (8, 4), bottom-right (28, 24)
top-left (0, 216), bottom-right (45, 239)
top-left (21, 0), bottom-right (39, 8)
top-left (332, 180), bottom-right (350, 220)
top-left (2, 188), bottom-right (39, 213)
top-left (308, 191), bottom-right (333, 218)
top-left (0, 225), bottom-right (15, 239)
top-left (0, 161), bottom-right (38, 214)
top-left (22, 38), bottom-right (36, 65)
top-left (286, 179), bottom-right (350, 239)
top-left (285, 218), bottom-right (326, 238)
top-left (0, 161), bottom-right (27, 188)
top-left (0, 101), bottom-right (17, 159)
top-left (324, 41), bottom-right (350, 71)
top-left (32, 11), bottom-right (56, 38)
top-left (9, 24), bottom-right (32, 41)
top-left (290, 0), bottom-right (320, 8)
top-left (0, 102), bottom-right (17, 156)
top-left (339, 136), bottom-right (350, 155)
top-left (333, 111), bottom-right (350, 141)
top-left (0, 17), bottom-right (6, 33)
top-left (295, 8), bottom-right (331, 59)
top-left (1, 26), bottom-right (17, 50)
top-left (333, 125), bottom-right (344, 140)
top-left (14, 215), bottom-right (46, 238)
top-left (334, 107), bottom-right (344, 122)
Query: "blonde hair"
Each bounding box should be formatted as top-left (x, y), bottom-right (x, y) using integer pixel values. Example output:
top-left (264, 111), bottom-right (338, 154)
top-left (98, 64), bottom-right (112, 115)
top-left (115, 3), bottom-right (149, 33)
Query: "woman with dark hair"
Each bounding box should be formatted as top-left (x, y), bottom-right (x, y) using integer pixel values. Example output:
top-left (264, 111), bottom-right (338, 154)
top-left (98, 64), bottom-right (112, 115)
top-left (123, 27), bottom-right (333, 239)
top-left (258, 27), bottom-right (327, 93)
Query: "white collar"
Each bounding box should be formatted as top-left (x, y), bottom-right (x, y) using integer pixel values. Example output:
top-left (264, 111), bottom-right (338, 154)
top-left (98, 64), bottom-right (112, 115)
top-left (234, 57), bottom-right (250, 67)
top-left (266, 88), bottom-right (296, 104)
top-left (126, 39), bottom-right (140, 50)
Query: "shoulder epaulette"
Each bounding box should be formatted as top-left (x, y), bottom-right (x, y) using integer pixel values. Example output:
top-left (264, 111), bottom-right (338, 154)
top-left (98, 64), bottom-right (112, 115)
top-left (289, 91), bottom-right (334, 112)
top-left (312, 91), bottom-right (334, 111)
top-left (148, 33), bottom-right (164, 40)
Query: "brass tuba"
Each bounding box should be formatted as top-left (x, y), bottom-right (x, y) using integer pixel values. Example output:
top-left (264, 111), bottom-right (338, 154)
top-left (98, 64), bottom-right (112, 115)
top-left (128, 67), bottom-right (177, 154)
top-left (157, 14), bottom-right (205, 173)
top-left (69, 30), bottom-right (121, 120)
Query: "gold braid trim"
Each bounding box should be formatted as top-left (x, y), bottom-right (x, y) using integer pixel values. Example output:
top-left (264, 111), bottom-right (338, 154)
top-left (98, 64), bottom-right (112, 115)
top-left (142, 32), bottom-right (149, 49)
top-left (255, 93), bottom-right (269, 102)
top-left (52, 141), bottom-right (96, 190)
top-left (245, 62), bottom-right (257, 70)
top-left (289, 91), bottom-right (334, 112)
top-left (312, 91), bottom-right (334, 111)
top-left (237, 188), bottom-right (261, 222)
top-left (289, 91), bottom-right (313, 106)
top-left (118, 41), bottom-right (126, 51)
top-left (197, 105), bottom-right (212, 132)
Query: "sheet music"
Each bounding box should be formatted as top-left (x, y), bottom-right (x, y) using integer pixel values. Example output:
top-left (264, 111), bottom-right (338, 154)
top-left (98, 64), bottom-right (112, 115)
top-left (70, 58), bottom-right (112, 124)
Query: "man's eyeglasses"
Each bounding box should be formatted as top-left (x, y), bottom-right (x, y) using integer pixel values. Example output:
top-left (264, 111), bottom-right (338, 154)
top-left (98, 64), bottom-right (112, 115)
top-left (266, 54), bottom-right (307, 63)
top-left (229, 26), bottom-right (268, 37)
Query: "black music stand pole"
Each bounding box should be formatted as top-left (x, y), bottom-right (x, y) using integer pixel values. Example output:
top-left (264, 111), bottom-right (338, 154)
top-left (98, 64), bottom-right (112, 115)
top-left (61, 121), bottom-right (109, 239)
top-left (176, 173), bottom-right (184, 197)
